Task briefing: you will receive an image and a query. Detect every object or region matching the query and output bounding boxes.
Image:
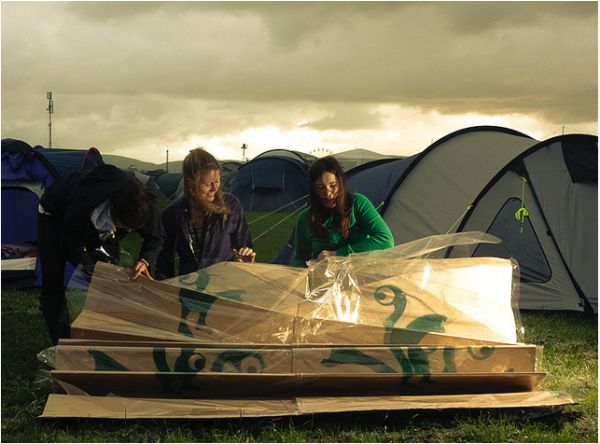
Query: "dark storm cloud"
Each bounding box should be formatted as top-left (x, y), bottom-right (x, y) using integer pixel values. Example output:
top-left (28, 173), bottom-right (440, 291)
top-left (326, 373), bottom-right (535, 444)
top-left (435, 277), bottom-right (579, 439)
top-left (1, 1), bottom-right (597, 153)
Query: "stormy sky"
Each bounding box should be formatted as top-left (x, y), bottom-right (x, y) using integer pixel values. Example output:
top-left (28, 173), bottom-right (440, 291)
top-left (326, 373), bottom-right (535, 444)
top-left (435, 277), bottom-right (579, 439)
top-left (1, 1), bottom-right (597, 163)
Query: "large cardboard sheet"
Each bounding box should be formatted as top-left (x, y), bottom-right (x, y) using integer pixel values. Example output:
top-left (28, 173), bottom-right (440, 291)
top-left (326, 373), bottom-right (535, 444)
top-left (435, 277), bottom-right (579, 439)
top-left (42, 391), bottom-right (574, 419)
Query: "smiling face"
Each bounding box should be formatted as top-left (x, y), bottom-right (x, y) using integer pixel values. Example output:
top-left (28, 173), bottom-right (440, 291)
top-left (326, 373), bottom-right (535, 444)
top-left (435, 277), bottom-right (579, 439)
top-left (314, 171), bottom-right (339, 209)
top-left (195, 168), bottom-right (221, 205)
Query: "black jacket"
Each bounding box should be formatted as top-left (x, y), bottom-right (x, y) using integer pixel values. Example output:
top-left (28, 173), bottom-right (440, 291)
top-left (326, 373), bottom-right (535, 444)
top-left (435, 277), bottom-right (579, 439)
top-left (40, 164), bottom-right (164, 269)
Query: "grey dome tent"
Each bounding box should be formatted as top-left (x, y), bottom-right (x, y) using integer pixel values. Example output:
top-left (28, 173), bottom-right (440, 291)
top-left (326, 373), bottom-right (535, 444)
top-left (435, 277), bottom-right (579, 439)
top-left (274, 126), bottom-right (597, 313)
top-left (376, 126), bottom-right (596, 312)
top-left (447, 133), bottom-right (597, 312)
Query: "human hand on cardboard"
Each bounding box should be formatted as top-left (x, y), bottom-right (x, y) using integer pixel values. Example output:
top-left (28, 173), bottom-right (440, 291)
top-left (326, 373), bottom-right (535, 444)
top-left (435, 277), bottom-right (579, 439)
top-left (317, 250), bottom-right (336, 261)
top-left (130, 258), bottom-right (152, 280)
top-left (233, 247), bottom-right (256, 263)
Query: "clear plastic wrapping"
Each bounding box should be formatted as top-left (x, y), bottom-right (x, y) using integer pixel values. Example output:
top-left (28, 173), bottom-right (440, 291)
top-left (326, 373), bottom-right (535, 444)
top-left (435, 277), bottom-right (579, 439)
top-left (39, 232), bottom-right (544, 400)
top-left (304, 231), bottom-right (523, 344)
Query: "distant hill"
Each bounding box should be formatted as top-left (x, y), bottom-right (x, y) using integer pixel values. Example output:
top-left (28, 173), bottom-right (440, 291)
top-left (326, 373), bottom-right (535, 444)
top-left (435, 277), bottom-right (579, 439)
top-left (335, 148), bottom-right (393, 159)
top-left (102, 154), bottom-right (160, 172)
top-left (333, 148), bottom-right (401, 171)
top-left (157, 160), bottom-right (184, 172)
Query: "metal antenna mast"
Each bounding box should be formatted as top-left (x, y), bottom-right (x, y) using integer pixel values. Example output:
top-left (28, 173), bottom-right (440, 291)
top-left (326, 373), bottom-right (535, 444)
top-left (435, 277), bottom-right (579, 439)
top-left (46, 91), bottom-right (54, 148)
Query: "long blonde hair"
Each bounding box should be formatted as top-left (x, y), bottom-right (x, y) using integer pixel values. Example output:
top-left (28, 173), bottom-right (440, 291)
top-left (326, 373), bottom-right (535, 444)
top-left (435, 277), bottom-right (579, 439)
top-left (182, 148), bottom-right (229, 223)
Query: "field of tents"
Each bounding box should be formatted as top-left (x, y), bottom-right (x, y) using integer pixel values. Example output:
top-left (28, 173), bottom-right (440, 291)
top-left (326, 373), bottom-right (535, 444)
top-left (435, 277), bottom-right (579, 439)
top-left (3, 126), bottom-right (597, 312)
top-left (1, 126), bottom-right (597, 440)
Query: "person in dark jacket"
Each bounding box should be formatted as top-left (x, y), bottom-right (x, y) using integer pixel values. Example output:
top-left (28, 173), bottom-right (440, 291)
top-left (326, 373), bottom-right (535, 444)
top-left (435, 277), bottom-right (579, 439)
top-left (38, 164), bottom-right (165, 344)
top-left (156, 148), bottom-right (255, 280)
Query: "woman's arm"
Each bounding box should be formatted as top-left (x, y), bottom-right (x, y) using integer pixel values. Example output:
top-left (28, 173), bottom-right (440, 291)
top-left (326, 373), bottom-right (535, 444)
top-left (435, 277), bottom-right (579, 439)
top-left (229, 196), bottom-right (253, 249)
top-left (154, 208), bottom-right (176, 280)
top-left (291, 210), bottom-right (312, 267)
top-left (227, 196), bottom-right (255, 263)
top-left (336, 194), bottom-right (394, 256)
top-left (60, 206), bottom-right (94, 269)
top-left (138, 205), bottom-right (165, 264)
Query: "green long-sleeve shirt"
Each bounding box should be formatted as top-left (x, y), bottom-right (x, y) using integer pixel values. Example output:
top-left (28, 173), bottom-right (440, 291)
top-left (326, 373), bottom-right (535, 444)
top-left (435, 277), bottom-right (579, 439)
top-left (291, 193), bottom-right (394, 267)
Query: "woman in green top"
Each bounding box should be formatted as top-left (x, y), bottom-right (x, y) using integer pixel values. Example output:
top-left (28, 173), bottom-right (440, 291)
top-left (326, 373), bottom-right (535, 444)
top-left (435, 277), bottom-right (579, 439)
top-left (291, 156), bottom-right (394, 267)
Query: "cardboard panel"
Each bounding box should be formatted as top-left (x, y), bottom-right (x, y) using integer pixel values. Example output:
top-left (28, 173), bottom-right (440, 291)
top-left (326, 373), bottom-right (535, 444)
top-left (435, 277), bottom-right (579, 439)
top-left (51, 370), bottom-right (545, 397)
top-left (42, 391), bottom-right (573, 419)
top-left (54, 344), bottom-right (538, 374)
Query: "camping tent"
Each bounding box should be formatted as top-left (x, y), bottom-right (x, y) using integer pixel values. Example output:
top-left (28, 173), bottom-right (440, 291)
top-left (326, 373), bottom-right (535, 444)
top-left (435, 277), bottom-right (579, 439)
top-left (145, 170), bottom-right (183, 201)
top-left (275, 127), bottom-right (597, 312)
top-left (230, 149), bottom-right (316, 212)
top-left (346, 156), bottom-right (418, 211)
top-left (144, 159), bottom-right (244, 201)
top-left (1, 139), bottom-right (104, 285)
top-left (447, 133), bottom-right (598, 313)
top-left (123, 169), bottom-right (161, 195)
top-left (346, 126), bottom-right (596, 312)
top-left (220, 160), bottom-right (242, 192)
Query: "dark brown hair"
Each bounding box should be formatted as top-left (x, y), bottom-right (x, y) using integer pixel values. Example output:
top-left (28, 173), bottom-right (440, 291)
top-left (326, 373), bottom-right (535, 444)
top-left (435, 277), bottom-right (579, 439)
top-left (308, 156), bottom-right (351, 238)
top-left (182, 147), bottom-right (229, 220)
top-left (111, 177), bottom-right (158, 230)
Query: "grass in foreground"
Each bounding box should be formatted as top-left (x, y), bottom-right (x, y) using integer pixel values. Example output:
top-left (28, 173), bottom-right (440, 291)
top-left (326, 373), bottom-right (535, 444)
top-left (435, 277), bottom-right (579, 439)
top-left (1, 286), bottom-right (597, 442)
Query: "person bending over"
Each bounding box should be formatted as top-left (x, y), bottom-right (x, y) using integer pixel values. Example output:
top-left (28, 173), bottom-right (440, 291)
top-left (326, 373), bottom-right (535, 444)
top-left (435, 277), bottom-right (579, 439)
top-left (38, 164), bottom-right (164, 344)
top-left (291, 156), bottom-right (394, 267)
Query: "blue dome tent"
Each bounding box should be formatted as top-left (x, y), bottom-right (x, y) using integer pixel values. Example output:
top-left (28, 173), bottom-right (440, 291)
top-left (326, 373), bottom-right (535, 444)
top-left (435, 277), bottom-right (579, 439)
top-left (230, 149), bottom-right (315, 212)
top-left (1, 139), bottom-right (104, 286)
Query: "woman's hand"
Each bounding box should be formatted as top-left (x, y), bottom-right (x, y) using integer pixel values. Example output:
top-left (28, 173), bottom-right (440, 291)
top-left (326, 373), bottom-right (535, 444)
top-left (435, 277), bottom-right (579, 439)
top-left (233, 247), bottom-right (256, 263)
top-left (317, 250), bottom-right (337, 261)
top-left (130, 258), bottom-right (153, 280)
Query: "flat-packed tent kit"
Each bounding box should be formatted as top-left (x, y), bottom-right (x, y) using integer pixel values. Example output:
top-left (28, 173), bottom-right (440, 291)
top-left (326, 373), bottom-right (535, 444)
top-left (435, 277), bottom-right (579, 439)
top-left (40, 233), bottom-right (572, 419)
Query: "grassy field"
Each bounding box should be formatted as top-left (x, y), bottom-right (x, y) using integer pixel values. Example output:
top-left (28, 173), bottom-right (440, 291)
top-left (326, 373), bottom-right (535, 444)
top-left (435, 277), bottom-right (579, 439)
top-left (1, 211), bottom-right (597, 442)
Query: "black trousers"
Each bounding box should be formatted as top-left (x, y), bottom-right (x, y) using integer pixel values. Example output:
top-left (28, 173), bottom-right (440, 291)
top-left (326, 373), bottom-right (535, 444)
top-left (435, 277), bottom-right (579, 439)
top-left (37, 213), bottom-right (70, 345)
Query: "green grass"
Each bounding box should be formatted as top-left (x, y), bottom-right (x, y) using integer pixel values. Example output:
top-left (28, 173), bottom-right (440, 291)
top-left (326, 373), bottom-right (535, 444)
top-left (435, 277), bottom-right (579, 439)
top-left (1, 288), bottom-right (596, 441)
top-left (117, 210), bottom-right (296, 266)
top-left (246, 210), bottom-right (298, 263)
top-left (1, 295), bottom-right (598, 442)
top-left (1, 210), bottom-right (597, 441)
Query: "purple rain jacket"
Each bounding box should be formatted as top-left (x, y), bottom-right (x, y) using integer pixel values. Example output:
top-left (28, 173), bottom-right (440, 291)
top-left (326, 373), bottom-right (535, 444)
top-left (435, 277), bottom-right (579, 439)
top-left (155, 193), bottom-right (253, 280)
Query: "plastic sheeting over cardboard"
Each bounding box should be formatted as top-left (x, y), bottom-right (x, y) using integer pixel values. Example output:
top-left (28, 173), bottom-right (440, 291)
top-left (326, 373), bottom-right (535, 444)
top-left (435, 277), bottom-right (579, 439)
top-left (40, 232), bottom-right (572, 418)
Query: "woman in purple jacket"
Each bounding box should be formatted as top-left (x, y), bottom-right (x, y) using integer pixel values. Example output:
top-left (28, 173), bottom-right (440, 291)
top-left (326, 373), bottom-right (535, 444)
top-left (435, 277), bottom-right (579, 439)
top-left (155, 148), bottom-right (255, 280)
